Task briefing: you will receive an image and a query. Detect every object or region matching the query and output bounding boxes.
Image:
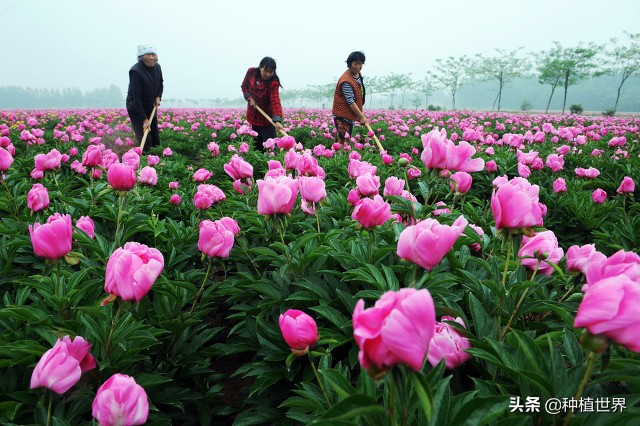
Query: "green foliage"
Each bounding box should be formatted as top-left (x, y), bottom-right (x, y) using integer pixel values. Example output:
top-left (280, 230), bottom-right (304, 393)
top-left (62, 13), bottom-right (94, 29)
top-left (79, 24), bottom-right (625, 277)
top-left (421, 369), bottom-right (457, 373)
top-left (0, 108), bottom-right (639, 425)
top-left (570, 104), bottom-right (584, 114)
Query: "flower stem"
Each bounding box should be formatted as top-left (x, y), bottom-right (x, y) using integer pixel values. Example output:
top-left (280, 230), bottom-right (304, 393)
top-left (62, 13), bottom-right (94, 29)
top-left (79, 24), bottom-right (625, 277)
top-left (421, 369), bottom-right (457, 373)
top-left (497, 233), bottom-right (514, 340)
top-left (46, 391), bottom-right (52, 426)
top-left (56, 261), bottom-right (65, 319)
top-left (307, 352), bottom-right (331, 408)
top-left (563, 351), bottom-right (597, 426)
top-left (114, 194), bottom-right (125, 247)
top-left (190, 258), bottom-right (212, 315)
top-left (277, 216), bottom-right (291, 263)
top-left (389, 373), bottom-right (398, 426)
top-left (104, 301), bottom-right (124, 359)
top-left (315, 203), bottom-right (321, 233)
top-left (403, 169), bottom-right (417, 220)
top-left (502, 262), bottom-right (539, 340)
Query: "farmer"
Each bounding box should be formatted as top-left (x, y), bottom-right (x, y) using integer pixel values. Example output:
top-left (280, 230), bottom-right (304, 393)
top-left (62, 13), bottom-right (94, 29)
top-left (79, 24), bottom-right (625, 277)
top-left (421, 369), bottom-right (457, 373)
top-left (241, 57), bottom-right (284, 151)
top-left (332, 51), bottom-right (368, 144)
top-left (126, 44), bottom-right (163, 152)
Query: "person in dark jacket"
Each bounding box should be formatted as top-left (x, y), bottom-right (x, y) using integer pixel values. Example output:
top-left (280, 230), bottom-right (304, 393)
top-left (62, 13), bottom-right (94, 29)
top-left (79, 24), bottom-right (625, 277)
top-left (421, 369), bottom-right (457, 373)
top-left (332, 51), bottom-right (367, 143)
top-left (241, 57), bottom-right (284, 151)
top-left (126, 44), bottom-right (163, 152)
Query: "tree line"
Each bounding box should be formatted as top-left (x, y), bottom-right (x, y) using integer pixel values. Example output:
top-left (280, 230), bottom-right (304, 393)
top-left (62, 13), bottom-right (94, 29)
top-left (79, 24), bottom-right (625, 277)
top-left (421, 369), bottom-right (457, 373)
top-left (281, 32), bottom-right (640, 114)
top-left (0, 85), bottom-right (123, 109)
top-left (2, 32), bottom-right (638, 113)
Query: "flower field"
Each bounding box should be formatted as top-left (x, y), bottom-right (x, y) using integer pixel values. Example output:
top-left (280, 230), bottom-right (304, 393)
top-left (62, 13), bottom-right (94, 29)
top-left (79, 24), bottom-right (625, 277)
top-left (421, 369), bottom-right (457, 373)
top-left (0, 107), bottom-right (639, 425)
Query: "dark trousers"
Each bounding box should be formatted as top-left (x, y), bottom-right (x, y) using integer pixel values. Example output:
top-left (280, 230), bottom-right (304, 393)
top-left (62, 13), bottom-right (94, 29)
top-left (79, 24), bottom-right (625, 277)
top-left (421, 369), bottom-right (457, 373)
top-left (252, 125), bottom-right (276, 151)
top-left (333, 117), bottom-right (354, 143)
top-left (129, 110), bottom-right (160, 152)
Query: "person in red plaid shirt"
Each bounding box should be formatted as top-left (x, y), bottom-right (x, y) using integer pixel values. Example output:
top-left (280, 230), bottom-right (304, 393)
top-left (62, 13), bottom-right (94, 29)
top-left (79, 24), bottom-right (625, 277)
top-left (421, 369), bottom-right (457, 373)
top-left (241, 57), bottom-right (284, 151)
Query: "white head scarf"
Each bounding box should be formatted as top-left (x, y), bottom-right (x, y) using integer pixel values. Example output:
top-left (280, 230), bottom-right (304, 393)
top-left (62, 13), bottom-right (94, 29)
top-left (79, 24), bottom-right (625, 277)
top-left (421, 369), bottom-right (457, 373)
top-left (137, 44), bottom-right (157, 58)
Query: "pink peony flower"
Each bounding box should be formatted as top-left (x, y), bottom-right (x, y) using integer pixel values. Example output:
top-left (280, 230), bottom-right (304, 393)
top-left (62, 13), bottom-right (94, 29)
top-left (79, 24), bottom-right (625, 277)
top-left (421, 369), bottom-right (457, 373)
top-left (146, 155), bottom-right (160, 166)
top-left (351, 195), bottom-right (391, 228)
top-left (491, 177), bottom-right (543, 230)
top-left (566, 244), bottom-right (606, 277)
top-left (224, 154), bottom-right (253, 180)
top-left (27, 183), bottom-right (50, 212)
top-left (420, 128), bottom-right (484, 172)
top-left (592, 188), bottom-right (607, 204)
top-left (356, 173), bottom-right (380, 196)
top-left (427, 316), bottom-right (472, 369)
top-left (29, 213), bottom-right (73, 260)
top-left (198, 219), bottom-right (236, 258)
top-left (575, 167), bottom-right (600, 179)
top-left (137, 166), bottom-right (158, 186)
top-left (107, 163), bottom-right (136, 191)
top-left (0, 146), bottom-right (14, 171)
top-left (553, 177), bottom-right (567, 193)
top-left (574, 274), bottom-right (640, 352)
top-left (276, 136), bottom-right (296, 150)
top-left (278, 309), bottom-right (318, 356)
top-left (467, 224), bottom-right (484, 252)
top-left (585, 250), bottom-right (640, 288)
top-left (348, 159), bottom-right (377, 179)
top-left (122, 150), bottom-right (141, 171)
top-left (169, 194), bottom-right (181, 205)
top-left (257, 176), bottom-right (298, 215)
top-left (82, 145), bottom-right (103, 167)
top-left (104, 242), bottom-right (164, 303)
top-left (545, 154), bottom-right (565, 172)
top-left (617, 176), bottom-right (635, 194)
top-left (298, 176), bottom-right (326, 203)
top-left (353, 288), bottom-right (436, 375)
top-left (92, 374), bottom-right (148, 426)
top-left (192, 168), bottom-right (213, 182)
top-left (383, 176), bottom-right (405, 197)
top-left (449, 171), bottom-right (472, 194)
top-left (76, 216), bottom-right (95, 239)
top-left (397, 216), bottom-right (468, 270)
top-left (30, 336), bottom-right (96, 394)
top-left (517, 162), bottom-right (531, 178)
top-left (518, 230), bottom-right (565, 275)
top-left (218, 217), bottom-right (240, 236)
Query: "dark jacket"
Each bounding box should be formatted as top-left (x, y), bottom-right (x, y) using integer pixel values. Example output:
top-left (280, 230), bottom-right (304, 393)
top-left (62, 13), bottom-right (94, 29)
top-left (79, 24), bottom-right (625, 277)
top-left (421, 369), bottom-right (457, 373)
top-left (126, 61), bottom-right (163, 120)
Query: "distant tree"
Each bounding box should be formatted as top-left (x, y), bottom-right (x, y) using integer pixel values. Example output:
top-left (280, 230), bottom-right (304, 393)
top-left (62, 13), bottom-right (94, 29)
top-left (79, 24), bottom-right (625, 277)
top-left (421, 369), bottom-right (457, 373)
top-left (309, 83), bottom-right (334, 108)
top-left (414, 76), bottom-right (438, 109)
top-left (429, 55), bottom-right (471, 110)
top-left (472, 48), bottom-right (531, 112)
top-left (86, 84), bottom-right (123, 107)
top-left (537, 43), bottom-right (564, 113)
top-left (379, 74), bottom-right (398, 108)
top-left (538, 42), bottom-right (602, 114)
top-left (601, 31), bottom-right (640, 112)
top-left (396, 73), bottom-right (415, 109)
top-left (61, 87), bottom-right (83, 107)
top-left (365, 76), bottom-right (381, 108)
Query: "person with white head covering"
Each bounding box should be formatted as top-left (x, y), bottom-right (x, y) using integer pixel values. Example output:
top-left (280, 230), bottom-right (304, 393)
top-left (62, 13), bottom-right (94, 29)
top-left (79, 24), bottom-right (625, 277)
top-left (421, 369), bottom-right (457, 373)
top-left (126, 44), bottom-right (163, 151)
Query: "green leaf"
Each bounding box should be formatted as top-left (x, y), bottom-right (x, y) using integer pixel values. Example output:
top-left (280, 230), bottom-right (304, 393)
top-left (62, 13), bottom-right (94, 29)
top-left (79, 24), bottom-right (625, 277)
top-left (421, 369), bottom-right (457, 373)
top-left (310, 394), bottom-right (385, 424)
top-left (310, 305), bottom-right (350, 330)
top-left (450, 395), bottom-right (510, 425)
top-left (319, 369), bottom-right (356, 399)
top-left (410, 370), bottom-right (433, 422)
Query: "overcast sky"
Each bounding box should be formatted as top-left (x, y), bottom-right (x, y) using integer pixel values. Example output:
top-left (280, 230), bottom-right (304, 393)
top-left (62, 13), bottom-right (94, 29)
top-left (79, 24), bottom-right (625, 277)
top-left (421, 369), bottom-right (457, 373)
top-left (1, 0), bottom-right (638, 101)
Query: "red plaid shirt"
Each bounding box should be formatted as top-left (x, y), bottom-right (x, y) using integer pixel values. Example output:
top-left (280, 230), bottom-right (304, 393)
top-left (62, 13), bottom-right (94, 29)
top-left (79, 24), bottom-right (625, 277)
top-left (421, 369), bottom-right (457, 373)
top-left (241, 67), bottom-right (283, 127)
